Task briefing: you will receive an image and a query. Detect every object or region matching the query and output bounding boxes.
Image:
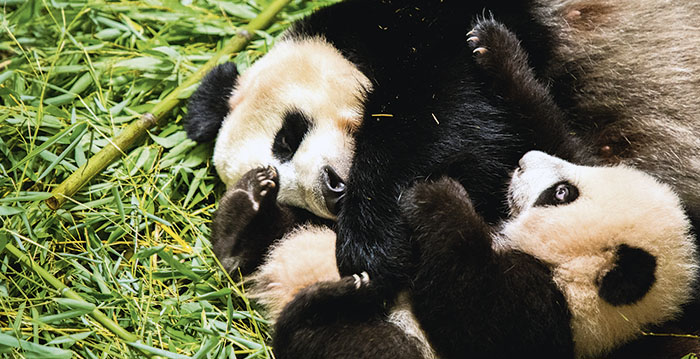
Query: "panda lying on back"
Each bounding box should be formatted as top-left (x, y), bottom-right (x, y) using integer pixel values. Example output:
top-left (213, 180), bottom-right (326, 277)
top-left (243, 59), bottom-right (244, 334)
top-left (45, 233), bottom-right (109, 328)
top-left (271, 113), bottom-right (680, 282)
top-left (245, 151), bottom-right (698, 359)
top-left (402, 151), bottom-right (698, 359)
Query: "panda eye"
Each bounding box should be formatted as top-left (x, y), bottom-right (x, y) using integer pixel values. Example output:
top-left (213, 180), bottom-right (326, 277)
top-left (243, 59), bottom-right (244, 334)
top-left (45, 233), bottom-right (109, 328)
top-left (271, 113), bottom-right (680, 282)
top-left (554, 184), bottom-right (570, 202)
top-left (534, 181), bottom-right (579, 207)
top-left (273, 110), bottom-right (312, 162)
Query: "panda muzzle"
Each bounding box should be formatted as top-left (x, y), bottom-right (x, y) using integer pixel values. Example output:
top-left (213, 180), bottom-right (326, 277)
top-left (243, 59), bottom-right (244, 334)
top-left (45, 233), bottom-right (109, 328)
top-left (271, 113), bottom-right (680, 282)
top-left (322, 165), bottom-right (346, 215)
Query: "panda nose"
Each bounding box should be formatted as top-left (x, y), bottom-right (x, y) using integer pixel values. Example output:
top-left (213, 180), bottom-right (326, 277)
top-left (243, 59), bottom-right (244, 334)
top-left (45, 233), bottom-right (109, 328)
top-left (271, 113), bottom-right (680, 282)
top-left (322, 165), bottom-right (346, 215)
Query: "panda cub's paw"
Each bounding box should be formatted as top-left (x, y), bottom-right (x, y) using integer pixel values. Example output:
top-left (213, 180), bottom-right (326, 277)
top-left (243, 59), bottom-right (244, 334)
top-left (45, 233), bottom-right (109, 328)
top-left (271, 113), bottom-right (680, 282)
top-left (400, 178), bottom-right (480, 237)
top-left (400, 177), bottom-right (471, 225)
top-left (467, 18), bottom-right (528, 77)
top-left (237, 165), bottom-right (280, 212)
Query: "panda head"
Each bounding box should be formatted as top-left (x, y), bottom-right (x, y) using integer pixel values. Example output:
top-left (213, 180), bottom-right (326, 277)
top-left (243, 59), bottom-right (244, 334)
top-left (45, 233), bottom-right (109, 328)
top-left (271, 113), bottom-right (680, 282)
top-left (502, 151), bottom-right (699, 357)
top-left (187, 37), bottom-right (372, 219)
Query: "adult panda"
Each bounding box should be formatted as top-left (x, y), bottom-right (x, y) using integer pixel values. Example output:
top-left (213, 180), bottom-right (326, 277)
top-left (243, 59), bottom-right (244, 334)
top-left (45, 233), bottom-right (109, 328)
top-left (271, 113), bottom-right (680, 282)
top-left (187, 0), bottom-right (594, 293)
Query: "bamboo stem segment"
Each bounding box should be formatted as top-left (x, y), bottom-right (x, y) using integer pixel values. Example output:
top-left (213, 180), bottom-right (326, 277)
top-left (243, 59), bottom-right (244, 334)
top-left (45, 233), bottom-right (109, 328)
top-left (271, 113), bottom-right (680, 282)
top-left (47, 0), bottom-right (293, 210)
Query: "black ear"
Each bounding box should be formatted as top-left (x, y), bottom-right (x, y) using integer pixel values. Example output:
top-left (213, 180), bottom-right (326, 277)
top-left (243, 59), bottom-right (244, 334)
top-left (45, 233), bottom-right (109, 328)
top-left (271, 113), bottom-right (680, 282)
top-left (185, 62), bottom-right (239, 142)
top-left (597, 244), bottom-right (657, 306)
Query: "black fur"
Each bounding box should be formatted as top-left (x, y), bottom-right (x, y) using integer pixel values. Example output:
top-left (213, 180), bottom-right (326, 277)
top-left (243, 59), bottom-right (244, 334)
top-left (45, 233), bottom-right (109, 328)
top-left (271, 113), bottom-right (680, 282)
top-left (210, 166), bottom-right (331, 277)
top-left (533, 181), bottom-right (580, 207)
top-left (292, 4), bottom-right (594, 294)
top-left (185, 62), bottom-right (238, 142)
top-left (401, 177), bottom-right (574, 358)
top-left (273, 276), bottom-right (424, 359)
top-left (598, 244), bottom-right (657, 306)
top-left (272, 109), bottom-right (313, 162)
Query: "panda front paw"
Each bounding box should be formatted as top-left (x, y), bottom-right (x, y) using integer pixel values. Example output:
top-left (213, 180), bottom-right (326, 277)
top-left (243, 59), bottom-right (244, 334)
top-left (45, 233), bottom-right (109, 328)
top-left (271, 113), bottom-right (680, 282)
top-left (467, 18), bottom-right (524, 73)
top-left (401, 178), bottom-right (492, 254)
top-left (211, 166), bottom-right (282, 276)
top-left (400, 177), bottom-right (472, 226)
top-left (237, 165), bottom-right (279, 211)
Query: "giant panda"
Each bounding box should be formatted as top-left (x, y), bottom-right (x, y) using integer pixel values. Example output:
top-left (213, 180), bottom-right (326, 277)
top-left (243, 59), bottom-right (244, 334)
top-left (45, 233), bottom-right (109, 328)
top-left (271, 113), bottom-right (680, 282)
top-left (237, 150), bottom-right (699, 359)
top-left (400, 150), bottom-right (699, 359)
top-left (187, 0), bottom-right (598, 293)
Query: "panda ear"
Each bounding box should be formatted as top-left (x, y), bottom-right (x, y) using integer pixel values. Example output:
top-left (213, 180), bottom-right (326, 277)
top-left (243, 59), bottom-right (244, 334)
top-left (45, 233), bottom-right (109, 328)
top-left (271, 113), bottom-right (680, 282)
top-left (597, 244), bottom-right (657, 306)
top-left (185, 62), bottom-right (239, 142)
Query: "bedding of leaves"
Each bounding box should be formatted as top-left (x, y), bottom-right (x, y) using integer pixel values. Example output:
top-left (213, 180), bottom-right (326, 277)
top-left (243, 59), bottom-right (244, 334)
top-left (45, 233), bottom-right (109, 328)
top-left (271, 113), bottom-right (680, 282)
top-left (0, 0), bottom-right (337, 357)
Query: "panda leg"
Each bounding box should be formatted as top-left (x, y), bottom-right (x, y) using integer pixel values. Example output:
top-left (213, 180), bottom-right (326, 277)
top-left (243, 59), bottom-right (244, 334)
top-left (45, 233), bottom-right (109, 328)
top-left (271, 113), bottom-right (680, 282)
top-left (273, 273), bottom-right (424, 359)
top-left (468, 18), bottom-right (592, 163)
top-left (210, 166), bottom-right (297, 277)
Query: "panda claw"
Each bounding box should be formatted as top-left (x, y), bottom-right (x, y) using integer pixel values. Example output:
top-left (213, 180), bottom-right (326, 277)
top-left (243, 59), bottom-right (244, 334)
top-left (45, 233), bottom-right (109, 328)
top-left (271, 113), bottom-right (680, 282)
top-left (352, 271), bottom-right (371, 289)
top-left (467, 36), bottom-right (479, 44)
top-left (473, 47), bottom-right (487, 55)
top-left (261, 179), bottom-right (275, 189)
top-left (352, 274), bottom-right (362, 288)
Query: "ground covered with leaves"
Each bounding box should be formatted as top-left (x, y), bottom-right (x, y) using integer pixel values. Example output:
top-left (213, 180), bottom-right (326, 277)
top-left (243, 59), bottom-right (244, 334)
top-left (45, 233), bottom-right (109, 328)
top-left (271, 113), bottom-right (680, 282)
top-left (0, 0), bottom-right (335, 357)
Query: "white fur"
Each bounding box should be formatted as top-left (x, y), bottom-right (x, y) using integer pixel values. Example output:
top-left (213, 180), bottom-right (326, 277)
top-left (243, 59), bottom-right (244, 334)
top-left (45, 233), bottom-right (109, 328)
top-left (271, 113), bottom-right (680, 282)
top-left (213, 37), bottom-right (372, 219)
top-left (248, 224), bottom-right (339, 321)
top-left (503, 151), bottom-right (698, 358)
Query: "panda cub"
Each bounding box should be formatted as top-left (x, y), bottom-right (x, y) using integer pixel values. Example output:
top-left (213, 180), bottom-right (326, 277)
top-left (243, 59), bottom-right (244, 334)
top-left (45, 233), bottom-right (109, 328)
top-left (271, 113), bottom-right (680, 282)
top-left (260, 151), bottom-right (698, 359)
top-left (402, 151), bottom-right (698, 359)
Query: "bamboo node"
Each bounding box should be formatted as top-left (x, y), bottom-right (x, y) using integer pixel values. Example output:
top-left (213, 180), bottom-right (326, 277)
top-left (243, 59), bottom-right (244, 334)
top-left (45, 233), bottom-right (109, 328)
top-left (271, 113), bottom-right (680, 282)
top-left (141, 112), bottom-right (157, 127)
top-left (237, 29), bottom-right (252, 40)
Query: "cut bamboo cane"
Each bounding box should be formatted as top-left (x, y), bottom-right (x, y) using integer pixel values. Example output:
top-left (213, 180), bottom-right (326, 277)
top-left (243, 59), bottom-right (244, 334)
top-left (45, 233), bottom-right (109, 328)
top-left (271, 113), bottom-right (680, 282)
top-left (47, 0), bottom-right (292, 210)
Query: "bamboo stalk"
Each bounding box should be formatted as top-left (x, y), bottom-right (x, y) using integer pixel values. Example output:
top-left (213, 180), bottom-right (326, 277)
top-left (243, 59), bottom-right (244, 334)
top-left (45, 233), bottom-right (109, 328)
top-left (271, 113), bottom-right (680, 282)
top-left (47, 0), bottom-right (292, 210)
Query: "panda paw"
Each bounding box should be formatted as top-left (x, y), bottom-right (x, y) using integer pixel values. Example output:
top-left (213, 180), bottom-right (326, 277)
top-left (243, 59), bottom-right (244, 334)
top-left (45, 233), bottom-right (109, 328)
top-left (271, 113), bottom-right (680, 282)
top-left (236, 166), bottom-right (280, 211)
top-left (467, 18), bottom-right (524, 73)
top-left (400, 177), bottom-right (472, 226)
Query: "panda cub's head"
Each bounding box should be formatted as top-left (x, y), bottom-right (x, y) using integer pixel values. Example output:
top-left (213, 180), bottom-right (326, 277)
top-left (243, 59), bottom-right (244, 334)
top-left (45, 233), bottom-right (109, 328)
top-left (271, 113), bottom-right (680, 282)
top-left (187, 37), bottom-right (372, 219)
top-left (502, 151), bottom-right (699, 358)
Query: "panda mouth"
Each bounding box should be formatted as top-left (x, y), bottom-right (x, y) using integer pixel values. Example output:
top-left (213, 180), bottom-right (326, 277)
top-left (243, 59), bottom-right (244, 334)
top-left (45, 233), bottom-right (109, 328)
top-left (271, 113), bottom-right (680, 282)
top-left (322, 165), bottom-right (346, 215)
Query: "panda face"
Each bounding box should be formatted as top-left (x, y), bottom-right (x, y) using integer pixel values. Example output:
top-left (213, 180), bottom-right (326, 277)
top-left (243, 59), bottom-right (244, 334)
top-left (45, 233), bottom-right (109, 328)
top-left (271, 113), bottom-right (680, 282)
top-left (503, 151), bottom-right (698, 357)
top-left (213, 37), bottom-right (372, 219)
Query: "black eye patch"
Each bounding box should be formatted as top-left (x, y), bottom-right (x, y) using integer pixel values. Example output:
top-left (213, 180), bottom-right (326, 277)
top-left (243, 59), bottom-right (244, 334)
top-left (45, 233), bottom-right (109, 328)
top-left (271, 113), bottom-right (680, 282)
top-left (272, 110), bottom-right (312, 162)
top-left (534, 181), bottom-right (579, 207)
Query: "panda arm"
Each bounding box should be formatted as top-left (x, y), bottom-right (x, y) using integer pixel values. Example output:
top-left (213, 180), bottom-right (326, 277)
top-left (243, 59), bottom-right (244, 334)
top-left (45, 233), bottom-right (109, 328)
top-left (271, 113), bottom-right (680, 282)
top-left (400, 178), bottom-right (574, 357)
top-left (468, 18), bottom-right (593, 164)
top-left (211, 166), bottom-right (330, 277)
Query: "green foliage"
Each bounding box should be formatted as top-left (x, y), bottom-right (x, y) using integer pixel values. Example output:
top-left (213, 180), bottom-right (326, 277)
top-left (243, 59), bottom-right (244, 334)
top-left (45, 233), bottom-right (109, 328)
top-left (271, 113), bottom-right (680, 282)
top-left (0, 0), bottom-right (337, 357)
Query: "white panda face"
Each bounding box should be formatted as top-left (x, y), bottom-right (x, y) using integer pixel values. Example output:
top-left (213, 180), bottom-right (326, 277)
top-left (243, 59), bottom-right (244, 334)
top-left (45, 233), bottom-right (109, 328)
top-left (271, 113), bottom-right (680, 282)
top-left (503, 151), bottom-right (698, 357)
top-left (213, 37), bottom-right (372, 219)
